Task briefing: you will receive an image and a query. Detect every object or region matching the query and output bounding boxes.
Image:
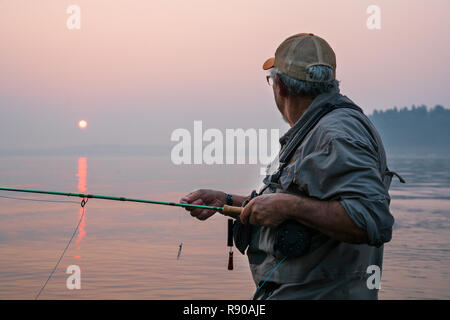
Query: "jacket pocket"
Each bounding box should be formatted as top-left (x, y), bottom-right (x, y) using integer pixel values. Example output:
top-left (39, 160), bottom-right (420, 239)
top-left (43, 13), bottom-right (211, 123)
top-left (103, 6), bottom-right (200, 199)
top-left (278, 163), bottom-right (296, 191)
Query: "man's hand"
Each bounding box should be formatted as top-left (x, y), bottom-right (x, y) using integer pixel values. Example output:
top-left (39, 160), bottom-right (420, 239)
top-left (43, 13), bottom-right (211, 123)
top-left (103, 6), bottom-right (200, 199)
top-left (180, 189), bottom-right (226, 220)
top-left (241, 192), bottom-right (369, 244)
top-left (240, 193), bottom-right (291, 228)
top-left (182, 189), bottom-right (369, 244)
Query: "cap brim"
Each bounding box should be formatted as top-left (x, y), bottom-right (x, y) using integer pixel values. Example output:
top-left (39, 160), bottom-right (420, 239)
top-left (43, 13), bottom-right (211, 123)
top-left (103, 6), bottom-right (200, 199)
top-left (262, 57), bottom-right (275, 70)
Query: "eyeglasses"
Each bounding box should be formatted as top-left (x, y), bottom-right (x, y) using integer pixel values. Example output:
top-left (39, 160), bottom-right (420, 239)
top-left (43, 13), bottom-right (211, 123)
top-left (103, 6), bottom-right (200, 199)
top-left (266, 75), bottom-right (274, 86)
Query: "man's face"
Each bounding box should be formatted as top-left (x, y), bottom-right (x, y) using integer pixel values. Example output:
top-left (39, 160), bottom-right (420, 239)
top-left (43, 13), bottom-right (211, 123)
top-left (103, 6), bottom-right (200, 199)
top-left (272, 75), bottom-right (289, 124)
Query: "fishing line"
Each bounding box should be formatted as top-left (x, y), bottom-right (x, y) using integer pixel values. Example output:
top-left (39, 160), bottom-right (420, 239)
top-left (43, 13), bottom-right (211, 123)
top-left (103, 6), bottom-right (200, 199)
top-left (252, 256), bottom-right (287, 299)
top-left (0, 194), bottom-right (80, 204)
top-left (34, 198), bottom-right (88, 300)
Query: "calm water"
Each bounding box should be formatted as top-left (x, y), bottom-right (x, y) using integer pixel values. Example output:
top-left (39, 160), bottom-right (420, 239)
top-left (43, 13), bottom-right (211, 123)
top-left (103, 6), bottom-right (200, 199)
top-left (0, 155), bottom-right (449, 299)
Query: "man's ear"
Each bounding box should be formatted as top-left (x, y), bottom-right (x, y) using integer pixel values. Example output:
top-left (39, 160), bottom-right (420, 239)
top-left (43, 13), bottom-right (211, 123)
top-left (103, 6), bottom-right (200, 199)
top-left (276, 76), bottom-right (289, 98)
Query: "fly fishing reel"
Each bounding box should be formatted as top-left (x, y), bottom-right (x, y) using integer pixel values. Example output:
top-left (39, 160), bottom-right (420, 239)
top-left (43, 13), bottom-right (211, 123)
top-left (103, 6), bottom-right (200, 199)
top-left (233, 191), bottom-right (312, 259)
top-left (273, 220), bottom-right (311, 258)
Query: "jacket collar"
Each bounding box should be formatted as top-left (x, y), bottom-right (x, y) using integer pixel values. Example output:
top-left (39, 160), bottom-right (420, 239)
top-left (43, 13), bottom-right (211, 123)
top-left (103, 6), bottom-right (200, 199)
top-left (278, 89), bottom-right (358, 147)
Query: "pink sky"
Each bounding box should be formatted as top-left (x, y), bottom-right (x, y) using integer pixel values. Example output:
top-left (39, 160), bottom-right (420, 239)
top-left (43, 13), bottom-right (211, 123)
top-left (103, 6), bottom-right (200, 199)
top-left (0, 0), bottom-right (449, 149)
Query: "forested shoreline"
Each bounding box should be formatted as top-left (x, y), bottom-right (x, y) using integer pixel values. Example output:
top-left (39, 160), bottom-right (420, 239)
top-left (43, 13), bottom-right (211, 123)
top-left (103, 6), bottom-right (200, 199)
top-left (368, 105), bottom-right (449, 155)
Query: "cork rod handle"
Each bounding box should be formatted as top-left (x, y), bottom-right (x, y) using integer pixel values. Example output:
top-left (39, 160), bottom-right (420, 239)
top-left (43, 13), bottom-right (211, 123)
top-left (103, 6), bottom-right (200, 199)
top-left (221, 205), bottom-right (243, 218)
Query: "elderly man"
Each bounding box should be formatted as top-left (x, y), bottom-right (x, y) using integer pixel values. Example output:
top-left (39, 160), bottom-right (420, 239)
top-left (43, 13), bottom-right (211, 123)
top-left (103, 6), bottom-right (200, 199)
top-left (180, 33), bottom-right (401, 299)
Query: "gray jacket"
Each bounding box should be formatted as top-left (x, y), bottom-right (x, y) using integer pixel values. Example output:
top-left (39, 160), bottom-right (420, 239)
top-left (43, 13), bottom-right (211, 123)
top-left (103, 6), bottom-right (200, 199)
top-left (248, 90), bottom-right (396, 300)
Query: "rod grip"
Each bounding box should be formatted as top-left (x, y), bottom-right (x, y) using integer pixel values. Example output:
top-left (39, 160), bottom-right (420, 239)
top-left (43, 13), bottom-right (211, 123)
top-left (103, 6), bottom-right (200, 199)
top-left (222, 205), bottom-right (242, 218)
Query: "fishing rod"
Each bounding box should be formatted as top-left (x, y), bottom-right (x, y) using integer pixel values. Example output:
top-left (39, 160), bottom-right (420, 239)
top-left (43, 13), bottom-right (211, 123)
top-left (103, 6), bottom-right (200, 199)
top-left (1, 186), bottom-right (245, 299)
top-left (1, 186), bottom-right (298, 298)
top-left (0, 187), bottom-right (243, 217)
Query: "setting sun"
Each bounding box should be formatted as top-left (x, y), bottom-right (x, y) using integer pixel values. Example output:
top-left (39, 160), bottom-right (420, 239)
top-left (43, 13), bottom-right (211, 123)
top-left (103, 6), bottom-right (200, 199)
top-left (78, 120), bottom-right (88, 129)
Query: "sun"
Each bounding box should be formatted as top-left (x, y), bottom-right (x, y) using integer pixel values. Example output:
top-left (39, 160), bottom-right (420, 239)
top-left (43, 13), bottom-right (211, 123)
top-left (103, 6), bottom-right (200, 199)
top-left (78, 120), bottom-right (88, 129)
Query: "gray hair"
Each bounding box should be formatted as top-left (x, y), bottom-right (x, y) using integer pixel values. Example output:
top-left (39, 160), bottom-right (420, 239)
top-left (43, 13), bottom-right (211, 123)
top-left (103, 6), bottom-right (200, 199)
top-left (269, 65), bottom-right (339, 97)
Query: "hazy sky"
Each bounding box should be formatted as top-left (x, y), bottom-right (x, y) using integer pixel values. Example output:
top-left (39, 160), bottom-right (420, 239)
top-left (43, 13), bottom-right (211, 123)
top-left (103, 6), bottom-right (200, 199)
top-left (1, 0), bottom-right (449, 150)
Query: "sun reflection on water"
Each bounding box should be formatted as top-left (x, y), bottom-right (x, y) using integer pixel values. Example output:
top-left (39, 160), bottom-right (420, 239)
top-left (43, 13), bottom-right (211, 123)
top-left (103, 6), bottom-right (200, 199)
top-left (75, 157), bottom-right (87, 259)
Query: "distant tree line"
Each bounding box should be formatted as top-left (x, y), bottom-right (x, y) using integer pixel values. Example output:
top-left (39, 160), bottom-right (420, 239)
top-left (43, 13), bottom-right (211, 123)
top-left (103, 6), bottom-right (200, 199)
top-left (368, 105), bottom-right (450, 154)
